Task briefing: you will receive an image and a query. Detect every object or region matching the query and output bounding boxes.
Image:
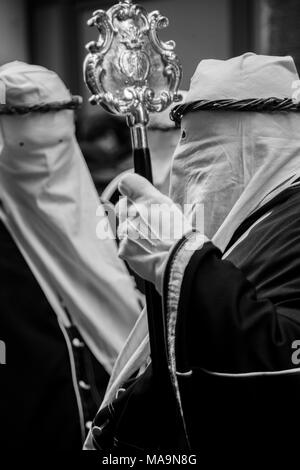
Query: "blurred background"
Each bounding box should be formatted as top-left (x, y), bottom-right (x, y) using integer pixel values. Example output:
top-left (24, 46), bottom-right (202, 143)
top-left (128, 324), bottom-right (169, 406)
top-left (1, 0), bottom-right (298, 192)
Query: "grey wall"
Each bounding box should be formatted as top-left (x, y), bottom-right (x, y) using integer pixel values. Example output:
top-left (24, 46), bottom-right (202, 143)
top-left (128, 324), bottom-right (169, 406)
top-left (0, 0), bottom-right (29, 65)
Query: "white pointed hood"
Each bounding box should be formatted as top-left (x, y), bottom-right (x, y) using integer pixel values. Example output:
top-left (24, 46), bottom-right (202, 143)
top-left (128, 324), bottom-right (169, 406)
top-left (170, 53), bottom-right (300, 240)
top-left (0, 62), bottom-right (140, 373)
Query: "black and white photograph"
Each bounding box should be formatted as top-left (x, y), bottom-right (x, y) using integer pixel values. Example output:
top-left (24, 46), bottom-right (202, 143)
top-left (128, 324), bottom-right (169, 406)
top-left (0, 0), bottom-right (300, 462)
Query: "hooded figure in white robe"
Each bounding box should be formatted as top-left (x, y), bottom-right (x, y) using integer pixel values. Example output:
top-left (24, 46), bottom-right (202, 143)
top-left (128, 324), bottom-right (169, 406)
top-left (85, 53), bottom-right (300, 455)
top-left (0, 62), bottom-right (140, 449)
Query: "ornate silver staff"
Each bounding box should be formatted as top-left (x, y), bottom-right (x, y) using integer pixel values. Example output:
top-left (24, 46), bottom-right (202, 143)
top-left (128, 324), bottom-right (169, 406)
top-left (83, 0), bottom-right (182, 378)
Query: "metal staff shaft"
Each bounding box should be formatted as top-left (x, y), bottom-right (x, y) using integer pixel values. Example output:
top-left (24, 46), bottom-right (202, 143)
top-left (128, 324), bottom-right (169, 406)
top-left (83, 0), bottom-right (182, 382)
top-left (128, 120), bottom-right (168, 378)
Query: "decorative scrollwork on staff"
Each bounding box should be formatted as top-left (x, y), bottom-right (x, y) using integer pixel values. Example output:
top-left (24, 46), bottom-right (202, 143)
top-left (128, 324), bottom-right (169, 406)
top-left (84, 0), bottom-right (182, 122)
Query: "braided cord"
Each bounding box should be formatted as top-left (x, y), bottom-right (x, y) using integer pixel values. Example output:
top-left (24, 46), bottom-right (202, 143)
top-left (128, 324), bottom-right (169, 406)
top-left (170, 97), bottom-right (300, 127)
top-left (0, 95), bottom-right (83, 115)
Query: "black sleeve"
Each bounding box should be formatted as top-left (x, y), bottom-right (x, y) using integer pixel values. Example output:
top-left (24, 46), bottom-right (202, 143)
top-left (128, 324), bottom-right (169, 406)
top-left (175, 241), bottom-right (300, 374)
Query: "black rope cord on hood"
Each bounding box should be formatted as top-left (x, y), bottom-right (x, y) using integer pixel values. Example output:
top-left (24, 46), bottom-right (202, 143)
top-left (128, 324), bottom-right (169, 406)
top-left (0, 95), bottom-right (83, 115)
top-left (170, 97), bottom-right (300, 127)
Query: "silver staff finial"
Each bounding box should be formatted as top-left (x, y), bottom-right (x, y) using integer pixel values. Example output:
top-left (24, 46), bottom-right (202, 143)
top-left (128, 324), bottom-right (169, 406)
top-left (84, 0), bottom-right (182, 126)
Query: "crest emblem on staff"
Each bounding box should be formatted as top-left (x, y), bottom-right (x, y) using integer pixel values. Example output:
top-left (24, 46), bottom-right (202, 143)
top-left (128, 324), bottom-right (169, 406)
top-left (84, 0), bottom-right (182, 120)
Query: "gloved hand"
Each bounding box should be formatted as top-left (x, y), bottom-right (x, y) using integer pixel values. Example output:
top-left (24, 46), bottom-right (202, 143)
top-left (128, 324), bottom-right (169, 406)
top-left (116, 174), bottom-right (193, 294)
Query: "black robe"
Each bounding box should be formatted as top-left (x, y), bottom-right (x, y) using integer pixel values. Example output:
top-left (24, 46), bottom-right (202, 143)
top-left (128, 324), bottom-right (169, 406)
top-left (0, 221), bottom-right (109, 450)
top-left (90, 184), bottom-right (300, 455)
